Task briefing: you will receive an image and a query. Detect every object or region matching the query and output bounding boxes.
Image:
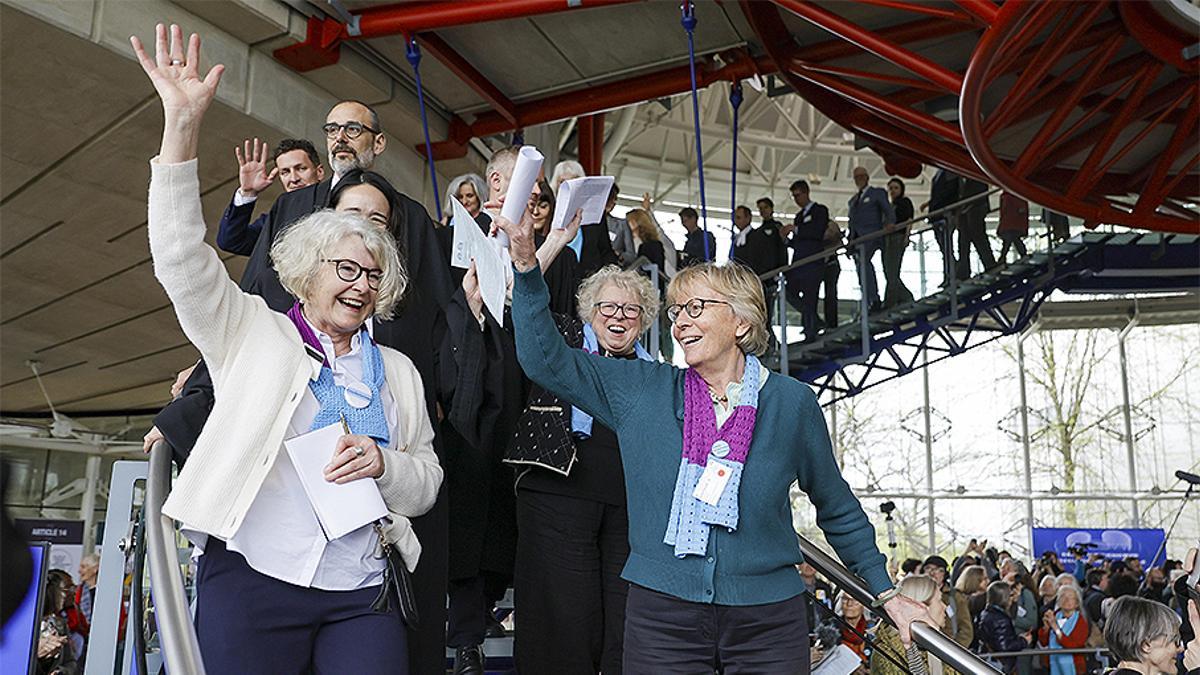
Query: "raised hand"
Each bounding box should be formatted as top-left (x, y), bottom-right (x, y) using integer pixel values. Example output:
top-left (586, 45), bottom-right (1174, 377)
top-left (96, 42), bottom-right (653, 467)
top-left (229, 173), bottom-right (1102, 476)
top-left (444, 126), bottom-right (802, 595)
top-left (642, 191), bottom-right (652, 211)
top-left (463, 260), bottom-right (484, 324)
top-left (236, 138), bottom-right (277, 198)
top-left (130, 23), bottom-right (224, 162)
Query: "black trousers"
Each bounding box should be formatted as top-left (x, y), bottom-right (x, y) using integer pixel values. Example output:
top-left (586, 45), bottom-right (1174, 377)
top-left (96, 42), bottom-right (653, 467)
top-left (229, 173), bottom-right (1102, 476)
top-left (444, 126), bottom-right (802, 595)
top-left (447, 571), bottom-right (509, 648)
top-left (956, 216), bottom-right (996, 279)
top-left (622, 584), bottom-right (809, 675)
top-left (822, 262), bottom-right (840, 328)
top-left (931, 218), bottom-right (956, 285)
top-left (882, 232), bottom-right (913, 307)
top-left (514, 489), bottom-right (630, 675)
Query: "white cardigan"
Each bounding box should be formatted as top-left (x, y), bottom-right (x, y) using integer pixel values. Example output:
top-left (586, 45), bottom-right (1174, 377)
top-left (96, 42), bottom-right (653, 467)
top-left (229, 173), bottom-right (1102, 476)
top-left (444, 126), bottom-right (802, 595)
top-left (148, 158), bottom-right (441, 571)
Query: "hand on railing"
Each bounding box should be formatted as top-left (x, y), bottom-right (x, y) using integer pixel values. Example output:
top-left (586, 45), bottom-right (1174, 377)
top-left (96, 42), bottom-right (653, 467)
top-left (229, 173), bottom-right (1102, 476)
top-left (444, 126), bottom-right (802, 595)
top-left (881, 594), bottom-right (938, 646)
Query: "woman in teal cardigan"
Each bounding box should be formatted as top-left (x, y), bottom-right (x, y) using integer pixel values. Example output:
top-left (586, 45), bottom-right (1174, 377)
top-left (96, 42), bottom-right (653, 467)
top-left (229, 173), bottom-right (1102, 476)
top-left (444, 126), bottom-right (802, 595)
top-left (495, 212), bottom-right (931, 672)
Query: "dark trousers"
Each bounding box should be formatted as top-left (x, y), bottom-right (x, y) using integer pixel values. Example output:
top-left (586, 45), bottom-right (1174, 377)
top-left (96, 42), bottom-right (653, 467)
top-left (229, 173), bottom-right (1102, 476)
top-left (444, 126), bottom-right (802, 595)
top-left (932, 218), bottom-right (956, 285)
top-left (998, 232), bottom-right (1027, 263)
top-left (882, 232), bottom-right (913, 307)
top-left (851, 237), bottom-right (881, 307)
top-left (784, 270), bottom-right (820, 338)
top-left (956, 216), bottom-right (996, 279)
top-left (447, 571), bottom-right (509, 648)
top-left (822, 262), bottom-right (840, 328)
top-left (408, 484), bottom-right (448, 672)
top-left (514, 489), bottom-right (630, 675)
top-left (622, 584), bottom-right (809, 674)
top-left (194, 538), bottom-right (408, 674)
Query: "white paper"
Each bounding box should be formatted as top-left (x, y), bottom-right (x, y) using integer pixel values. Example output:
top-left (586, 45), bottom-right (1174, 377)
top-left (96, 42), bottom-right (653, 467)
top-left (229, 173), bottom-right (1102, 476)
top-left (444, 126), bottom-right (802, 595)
top-left (450, 198), bottom-right (509, 327)
top-left (813, 644), bottom-right (863, 675)
top-left (283, 422), bottom-right (388, 541)
top-left (692, 458), bottom-right (733, 506)
top-left (552, 176), bottom-right (614, 230)
top-left (497, 146), bottom-right (544, 246)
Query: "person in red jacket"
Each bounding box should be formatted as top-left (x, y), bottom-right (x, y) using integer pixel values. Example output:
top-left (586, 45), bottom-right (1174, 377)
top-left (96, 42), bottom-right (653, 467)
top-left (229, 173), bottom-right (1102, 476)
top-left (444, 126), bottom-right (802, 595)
top-left (1037, 584), bottom-right (1089, 674)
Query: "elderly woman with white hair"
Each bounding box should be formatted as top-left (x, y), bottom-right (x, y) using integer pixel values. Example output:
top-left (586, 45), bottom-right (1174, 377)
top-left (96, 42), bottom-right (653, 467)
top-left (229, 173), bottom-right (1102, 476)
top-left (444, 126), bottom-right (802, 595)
top-left (1036, 584), bottom-right (1089, 675)
top-left (132, 25), bottom-right (441, 673)
top-left (871, 574), bottom-right (960, 675)
top-left (495, 206), bottom-right (930, 671)
top-left (504, 265), bottom-right (659, 674)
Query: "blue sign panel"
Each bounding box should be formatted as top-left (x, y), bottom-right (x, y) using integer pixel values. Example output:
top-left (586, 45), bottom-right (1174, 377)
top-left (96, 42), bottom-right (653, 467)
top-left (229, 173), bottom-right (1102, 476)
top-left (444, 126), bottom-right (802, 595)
top-left (1031, 527), bottom-right (1166, 568)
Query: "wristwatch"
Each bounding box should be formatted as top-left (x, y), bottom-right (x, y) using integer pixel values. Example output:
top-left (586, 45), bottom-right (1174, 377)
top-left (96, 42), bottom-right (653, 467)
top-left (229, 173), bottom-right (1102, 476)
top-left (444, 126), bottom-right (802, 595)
top-left (871, 586), bottom-right (901, 608)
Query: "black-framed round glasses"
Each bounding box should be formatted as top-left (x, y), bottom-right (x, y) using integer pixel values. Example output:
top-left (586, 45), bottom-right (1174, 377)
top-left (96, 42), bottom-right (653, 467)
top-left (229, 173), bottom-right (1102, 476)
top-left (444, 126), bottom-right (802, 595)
top-left (323, 259), bottom-right (383, 290)
top-left (594, 302), bottom-right (644, 320)
top-left (322, 121), bottom-right (380, 139)
top-left (665, 298), bottom-right (729, 323)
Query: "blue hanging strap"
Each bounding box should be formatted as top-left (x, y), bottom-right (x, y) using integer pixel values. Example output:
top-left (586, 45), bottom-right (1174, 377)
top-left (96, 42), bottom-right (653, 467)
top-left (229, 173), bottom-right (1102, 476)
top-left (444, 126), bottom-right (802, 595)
top-left (406, 37), bottom-right (442, 222)
top-left (728, 80), bottom-right (743, 260)
top-left (681, 1), bottom-right (710, 261)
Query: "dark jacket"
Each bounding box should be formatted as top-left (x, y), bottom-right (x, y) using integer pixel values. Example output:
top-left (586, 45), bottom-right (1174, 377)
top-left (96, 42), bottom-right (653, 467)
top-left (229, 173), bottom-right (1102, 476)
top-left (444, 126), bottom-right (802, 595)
top-left (732, 223), bottom-right (786, 278)
top-left (682, 228), bottom-right (716, 267)
top-left (577, 222), bottom-right (619, 280)
top-left (786, 202), bottom-right (830, 283)
top-left (215, 196), bottom-right (269, 256)
top-left (973, 604), bottom-right (1028, 674)
top-left (929, 168), bottom-right (961, 217)
top-left (504, 315), bottom-right (585, 474)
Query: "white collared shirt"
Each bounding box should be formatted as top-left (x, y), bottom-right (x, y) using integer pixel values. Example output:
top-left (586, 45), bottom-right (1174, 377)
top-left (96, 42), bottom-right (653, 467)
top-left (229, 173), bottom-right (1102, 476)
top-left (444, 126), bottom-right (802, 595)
top-left (194, 317), bottom-right (399, 590)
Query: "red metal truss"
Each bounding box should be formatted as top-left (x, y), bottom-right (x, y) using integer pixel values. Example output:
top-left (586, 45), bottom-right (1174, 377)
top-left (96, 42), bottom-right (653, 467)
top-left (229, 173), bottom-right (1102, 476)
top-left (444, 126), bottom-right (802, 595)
top-left (577, 113), bottom-right (606, 176)
top-left (960, 0), bottom-right (1199, 233)
top-left (740, 0), bottom-right (1197, 233)
top-left (423, 51), bottom-right (775, 160)
top-left (275, 0), bottom-right (639, 126)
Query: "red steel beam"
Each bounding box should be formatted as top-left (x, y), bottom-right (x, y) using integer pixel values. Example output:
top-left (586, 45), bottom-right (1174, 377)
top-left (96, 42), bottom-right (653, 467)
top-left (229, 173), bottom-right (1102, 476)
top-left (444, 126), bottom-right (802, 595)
top-left (953, 0), bottom-right (999, 24)
top-left (353, 0), bottom-right (639, 39)
top-left (774, 0), bottom-right (964, 93)
top-left (1133, 98), bottom-right (1199, 216)
top-left (415, 33), bottom-right (517, 126)
top-left (846, 0), bottom-right (974, 23)
top-left (794, 16), bottom-right (979, 63)
top-left (422, 52), bottom-right (774, 159)
top-left (795, 62), bottom-right (946, 93)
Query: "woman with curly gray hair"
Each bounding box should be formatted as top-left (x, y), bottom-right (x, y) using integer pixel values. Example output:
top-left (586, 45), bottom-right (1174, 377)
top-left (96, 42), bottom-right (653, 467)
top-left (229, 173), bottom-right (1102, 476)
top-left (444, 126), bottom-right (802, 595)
top-left (133, 25), bottom-right (441, 672)
top-left (506, 265), bottom-right (659, 674)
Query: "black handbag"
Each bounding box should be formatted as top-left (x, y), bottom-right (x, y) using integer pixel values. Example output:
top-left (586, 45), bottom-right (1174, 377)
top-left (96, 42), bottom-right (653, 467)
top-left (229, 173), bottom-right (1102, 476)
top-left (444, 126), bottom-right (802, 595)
top-left (371, 520), bottom-right (419, 627)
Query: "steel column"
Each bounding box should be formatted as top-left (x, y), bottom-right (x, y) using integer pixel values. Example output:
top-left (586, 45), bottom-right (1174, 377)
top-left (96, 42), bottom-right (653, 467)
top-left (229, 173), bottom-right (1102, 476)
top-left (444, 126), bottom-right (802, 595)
top-left (1117, 309), bottom-right (1141, 527)
top-left (80, 454), bottom-right (101, 552)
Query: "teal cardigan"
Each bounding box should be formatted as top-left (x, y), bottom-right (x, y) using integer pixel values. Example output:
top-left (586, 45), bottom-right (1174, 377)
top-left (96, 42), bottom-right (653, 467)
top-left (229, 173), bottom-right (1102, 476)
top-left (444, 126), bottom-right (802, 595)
top-left (512, 266), bottom-right (892, 605)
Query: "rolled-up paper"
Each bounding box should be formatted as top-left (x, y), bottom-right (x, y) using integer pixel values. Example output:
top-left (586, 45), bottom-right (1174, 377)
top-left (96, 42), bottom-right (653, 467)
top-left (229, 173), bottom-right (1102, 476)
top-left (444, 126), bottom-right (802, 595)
top-left (497, 145), bottom-right (544, 247)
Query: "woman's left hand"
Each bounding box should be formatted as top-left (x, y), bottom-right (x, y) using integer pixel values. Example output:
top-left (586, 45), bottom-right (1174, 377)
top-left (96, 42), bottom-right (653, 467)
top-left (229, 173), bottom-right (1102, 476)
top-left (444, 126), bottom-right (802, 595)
top-left (883, 594), bottom-right (936, 646)
top-left (325, 434), bottom-right (385, 483)
top-left (1184, 599), bottom-right (1200, 671)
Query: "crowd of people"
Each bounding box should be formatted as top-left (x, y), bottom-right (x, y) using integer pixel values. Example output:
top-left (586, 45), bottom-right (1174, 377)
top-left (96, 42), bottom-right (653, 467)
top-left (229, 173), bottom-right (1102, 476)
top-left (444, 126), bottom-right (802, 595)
top-left (22, 20), bottom-right (1123, 675)
top-left (35, 555), bottom-right (104, 675)
top-left (798, 540), bottom-right (1200, 675)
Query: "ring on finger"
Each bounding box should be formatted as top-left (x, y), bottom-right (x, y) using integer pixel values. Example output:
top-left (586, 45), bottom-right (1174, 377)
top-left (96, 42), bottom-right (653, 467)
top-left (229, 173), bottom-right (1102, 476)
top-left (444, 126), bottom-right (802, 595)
top-left (170, 59), bottom-right (182, 66)
top-left (353, 444), bottom-right (365, 458)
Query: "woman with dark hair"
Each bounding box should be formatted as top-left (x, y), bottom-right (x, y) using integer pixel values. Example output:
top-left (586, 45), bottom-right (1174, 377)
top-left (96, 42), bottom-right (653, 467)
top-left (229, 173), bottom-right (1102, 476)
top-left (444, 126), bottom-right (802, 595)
top-left (38, 569), bottom-right (78, 675)
top-left (329, 170), bottom-right (404, 237)
top-left (883, 178), bottom-right (915, 308)
top-left (527, 179), bottom-right (579, 316)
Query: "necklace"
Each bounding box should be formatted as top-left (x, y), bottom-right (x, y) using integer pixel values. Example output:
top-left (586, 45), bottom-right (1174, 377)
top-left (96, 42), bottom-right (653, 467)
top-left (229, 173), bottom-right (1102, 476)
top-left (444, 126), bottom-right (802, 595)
top-left (707, 385), bottom-right (728, 405)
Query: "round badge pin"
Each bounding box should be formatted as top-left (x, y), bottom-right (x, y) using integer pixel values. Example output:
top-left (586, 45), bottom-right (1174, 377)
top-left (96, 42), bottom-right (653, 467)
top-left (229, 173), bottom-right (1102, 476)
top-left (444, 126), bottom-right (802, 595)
top-left (343, 381), bottom-right (373, 409)
top-left (710, 440), bottom-right (730, 459)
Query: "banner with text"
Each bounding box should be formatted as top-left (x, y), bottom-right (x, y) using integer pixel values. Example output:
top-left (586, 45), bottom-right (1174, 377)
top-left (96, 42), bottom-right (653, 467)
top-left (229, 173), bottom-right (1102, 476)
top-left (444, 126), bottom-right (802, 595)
top-left (1031, 527), bottom-right (1166, 568)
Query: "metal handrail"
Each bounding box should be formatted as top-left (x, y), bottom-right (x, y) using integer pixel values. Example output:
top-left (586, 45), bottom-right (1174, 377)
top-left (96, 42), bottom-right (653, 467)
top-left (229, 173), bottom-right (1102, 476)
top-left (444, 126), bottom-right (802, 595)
top-left (797, 534), bottom-right (1000, 675)
top-left (145, 440), bottom-right (207, 674)
top-left (984, 647), bottom-right (1109, 657)
top-left (758, 187), bottom-right (1003, 282)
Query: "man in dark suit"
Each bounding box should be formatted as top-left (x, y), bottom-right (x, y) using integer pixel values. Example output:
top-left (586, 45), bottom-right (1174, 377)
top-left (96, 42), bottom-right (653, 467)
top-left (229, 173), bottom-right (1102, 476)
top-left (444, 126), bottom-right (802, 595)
top-left (783, 180), bottom-right (831, 338)
top-left (956, 176), bottom-right (996, 279)
top-left (146, 99), bottom-right (456, 675)
top-left (923, 167), bottom-right (960, 283)
top-left (846, 166), bottom-right (894, 311)
top-left (731, 205), bottom-right (786, 324)
top-left (679, 207), bottom-right (715, 267)
top-left (216, 138), bottom-right (325, 256)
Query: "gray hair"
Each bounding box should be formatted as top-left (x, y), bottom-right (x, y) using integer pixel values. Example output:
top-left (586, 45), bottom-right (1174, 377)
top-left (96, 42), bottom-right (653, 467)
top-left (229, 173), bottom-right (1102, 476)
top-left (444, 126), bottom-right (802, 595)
top-left (1055, 583), bottom-right (1081, 609)
top-left (486, 147), bottom-right (519, 188)
top-left (80, 553), bottom-right (100, 568)
top-left (898, 574), bottom-right (939, 606)
top-left (551, 160), bottom-right (585, 192)
top-left (1104, 596), bottom-right (1181, 663)
top-left (667, 262), bottom-right (771, 356)
top-left (986, 580), bottom-right (1012, 607)
top-left (444, 173), bottom-right (487, 217)
top-left (577, 265), bottom-right (660, 335)
top-left (270, 209), bottom-right (406, 320)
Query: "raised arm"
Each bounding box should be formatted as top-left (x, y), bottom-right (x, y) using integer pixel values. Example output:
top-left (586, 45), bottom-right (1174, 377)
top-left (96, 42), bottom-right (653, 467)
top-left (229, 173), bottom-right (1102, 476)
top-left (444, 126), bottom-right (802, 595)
top-left (133, 24), bottom-right (256, 372)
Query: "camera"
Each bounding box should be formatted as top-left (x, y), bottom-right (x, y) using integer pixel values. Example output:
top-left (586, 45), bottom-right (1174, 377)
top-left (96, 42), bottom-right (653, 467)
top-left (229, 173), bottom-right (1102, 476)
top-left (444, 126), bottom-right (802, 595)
top-left (1068, 542), bottom-right (1098, 557)
top-left (879, 501), bottom-right (896, 515)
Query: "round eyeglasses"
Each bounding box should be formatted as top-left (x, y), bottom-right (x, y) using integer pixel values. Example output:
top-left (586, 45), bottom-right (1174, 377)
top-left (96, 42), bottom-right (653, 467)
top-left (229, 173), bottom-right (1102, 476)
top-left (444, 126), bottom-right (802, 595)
top-left (322, 121), bottom-right (380, 140)
top-left (594, 302), bottom-right (644, 320)
top-left (665, 298), bottom-right (729, 323)
top-left (323, 259), bottom-right (383, 290)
